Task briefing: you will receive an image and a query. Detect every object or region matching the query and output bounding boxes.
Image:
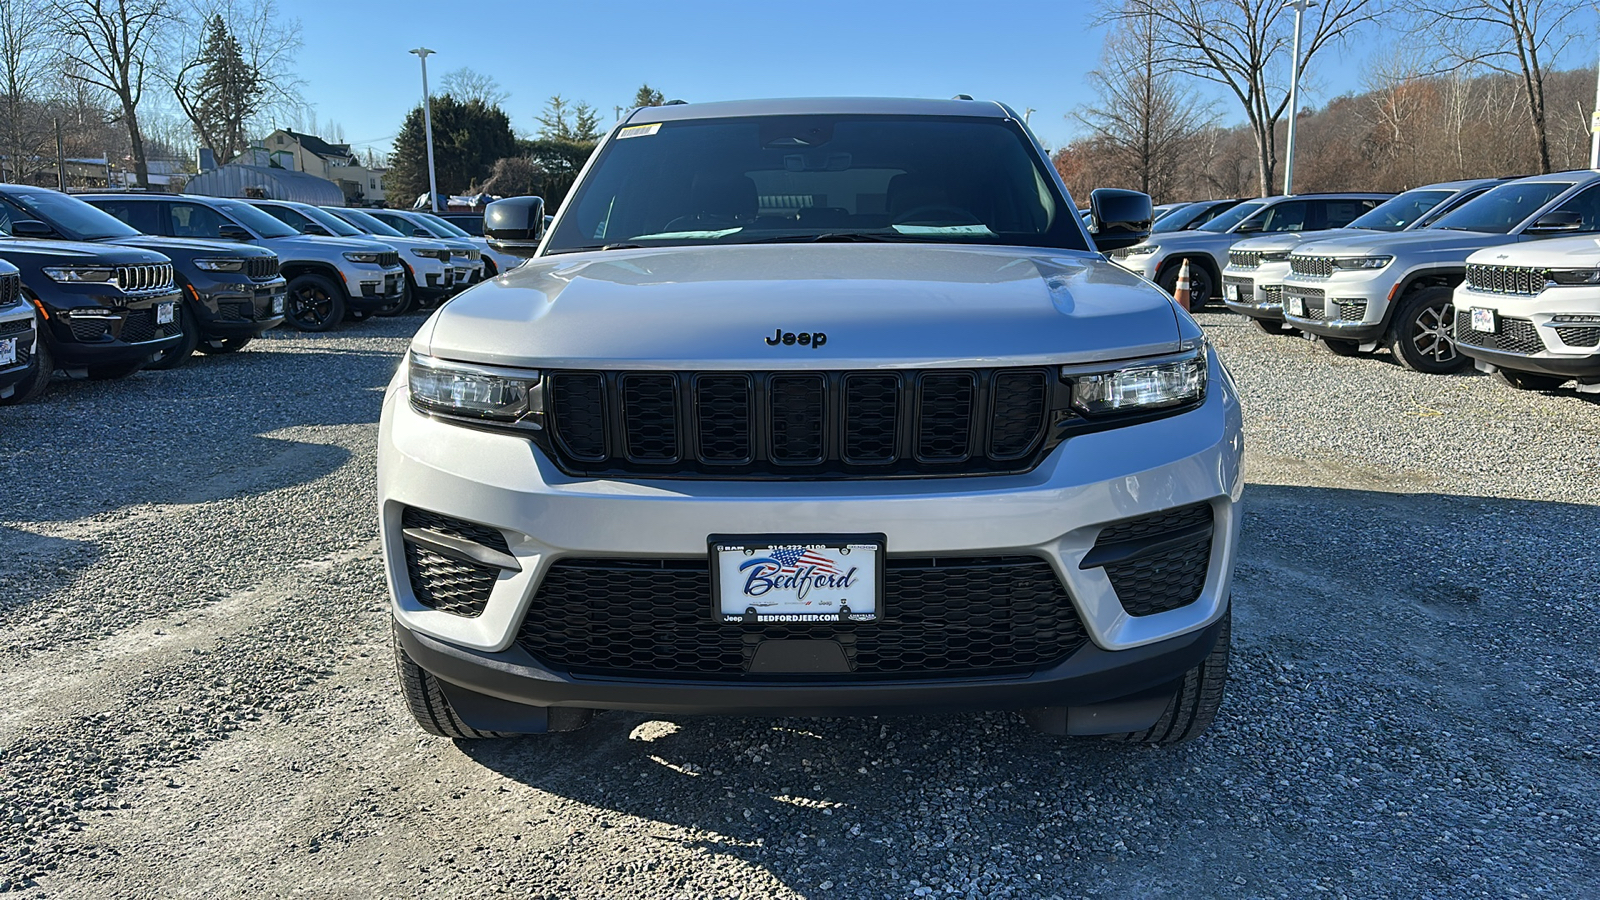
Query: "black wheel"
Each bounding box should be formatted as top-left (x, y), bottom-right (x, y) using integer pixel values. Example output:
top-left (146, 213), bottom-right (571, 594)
top-left (1104, 609), bottom-right (1230, 745)
top-left (196, 336), bottom-right (253, 355)
top-left (1388, 286), bottom-right (1470, 374)
top-left (0, 330), bottom-right (51, 405)
top-left (482, 257), bottom-right (498, 278)
top-left (1158, 260), bottom-right (1214, 312)
top-left (86, 359), bottom-right (145, 380)
top-left (1250, 316), bottom-right (1299, 336)
top-left (144, 300), bottom-right (200, 370)
top-left (284, 273), bottom-right (346, 332)
top-left (378, 274), bottom-right (416, 317)
top-left (395, 631), bottom-right (515, 739)
top-left (1494, 369), bottom-right (1568, 391)
top-left (1322, 337), bottom-right (1366, 357)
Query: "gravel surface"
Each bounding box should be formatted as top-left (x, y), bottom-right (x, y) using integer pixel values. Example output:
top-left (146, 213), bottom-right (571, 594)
top-left (1, 311), bottom-right (1597, 899)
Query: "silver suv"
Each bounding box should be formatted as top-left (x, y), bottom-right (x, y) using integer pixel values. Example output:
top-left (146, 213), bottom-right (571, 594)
top-left (1280, 171), bottom-right (1600, 373)
top-left (83, 193), bottom-right (406, 332)
top-left (380, 97), bottom-right (1243, 745)
top-left (1111, 193), bottom-right (1390, 309)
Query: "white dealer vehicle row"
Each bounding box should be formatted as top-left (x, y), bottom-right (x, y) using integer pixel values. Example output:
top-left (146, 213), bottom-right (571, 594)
top-left (1222, 179), bottom-right (1503, 335)
top-left (378, 97), bottom-right (1244, 746)
top-left (1452, 235), bottom-right (1600, 393)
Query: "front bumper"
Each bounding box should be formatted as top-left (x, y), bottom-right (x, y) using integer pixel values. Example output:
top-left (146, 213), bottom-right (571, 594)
top-left (346, 265), bottom-right (406, 311)
top-left (193, 276), bottom-right (287, 338)
top-left (1280, 269), bottom-right (1397, 341)
top-left (1110, 252), bottom-right (1161, 279)
top-left (0, 306), bottom-right (36, 396)
top-left (1453, 284), bottom-right (1600, 378)
top-left (377, 353), bottom-right (1245, 713)
top-left (1221, 261), bottom-right (1291, 321)
top-left (38, 287), bottom-right (185, 368)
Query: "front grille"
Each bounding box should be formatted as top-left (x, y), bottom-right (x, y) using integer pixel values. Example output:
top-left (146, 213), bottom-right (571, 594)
top-left (1555, 326), bottom-right (1600, 347)
top-left (516, 556), bottom-right (1088, 679)
top-left (1334, 300), bottom-right (1367, 321)
top-left (544, 368), bottom-right (1054, 478)
top-left (214, 301), bottom-right (251, 322)
top-left (0, 318), bottom-right (29, 337)
top-left (1454, 311), bottom-right (1544, 354)
top-left (377, 251), bottom-right (399, 268)
top-left (0, 272), bottom-right (19, 306)
top-left (114, 263), bottom-right (173, 293)
top-left (246, 257), bottom-right (279, 280)
top-left (1089, 504), bottom-right (1213, 617)
top-left (1223, 276), bottom-right (1254, 303)
top-left (1257, 285), bottom-right (1282, 306)
top-left (1108, 247), bottom-right (1133, 261)
top-left (1228, 249), bottom-right (1261, 269)
top-left (1284, 287), bottom-right (1326, 320)
top-left (400, 508), bottom-right (512, 618)
top-left (1289, 255), bottom-right (1333, 277)
top-left (1465, 263), bottom-right (1546, 295)
top-left (119, 309), bottom-right (175, 343)
top-left (68, 317), bottom-right (109, 340)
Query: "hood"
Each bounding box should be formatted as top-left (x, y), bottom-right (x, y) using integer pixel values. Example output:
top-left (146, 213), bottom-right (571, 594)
top-left (0, 238), bottom-right (170, 265)
top-left (1292, 228), bottom-right (1515, 259)
top-left (1232, 227), bottom-right (1367, 253)
top-left (420, 244), bottom-right (1188, 370)
top-left (1467, 234), bottom-right (1600, 268)
top-left (106, 235), bottom-right (274, 259)
top-left (271, 234), bottom-right (397, 253)
top-left (360, 235), bottom-right (452, 252)
top-left (1135, 230), bottom-right (1239, 254)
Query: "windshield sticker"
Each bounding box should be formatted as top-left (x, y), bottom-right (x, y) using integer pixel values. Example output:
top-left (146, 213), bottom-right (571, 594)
top-left (617, 123), bottom-right (661, 139)
top-left (630, 228), bottom-right (743, 240)
top-left (891, 224), bottom-right (995, 236)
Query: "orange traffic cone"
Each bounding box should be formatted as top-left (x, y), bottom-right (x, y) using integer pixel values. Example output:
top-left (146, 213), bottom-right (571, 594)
top-left (1173, 259), bottom-right (1194, 311)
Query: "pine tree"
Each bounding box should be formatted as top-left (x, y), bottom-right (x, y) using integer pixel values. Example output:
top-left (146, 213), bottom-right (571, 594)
top-left (177, 16), bottom-right (264, 163)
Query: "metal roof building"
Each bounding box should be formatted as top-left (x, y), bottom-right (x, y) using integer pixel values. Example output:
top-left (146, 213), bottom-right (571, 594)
top-left (182, 163), bottom-right (345, 206)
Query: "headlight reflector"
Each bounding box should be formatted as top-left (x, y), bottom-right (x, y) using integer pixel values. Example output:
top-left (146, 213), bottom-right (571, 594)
top-left (1545, 268), bottom-right (1600, 286)
top-left (1124, 244), bottom-right (1160, 256)
top-left (1331, 255), bottom-right (1393, 270)
top-left (410, 248), bottom-right (448, 260)
top-left (407, 353), bottom-right (542, 423)
top-left (42, 266), bottom-right (115, 283)
top-left (193, 257), bottom-right (245, 272)
top-left (343, 251), bottom-right (383, 264)
top-left (1066, 345), bottom-right (1207, 415)
top-left (1260, 250), bottom-right (1291, 262)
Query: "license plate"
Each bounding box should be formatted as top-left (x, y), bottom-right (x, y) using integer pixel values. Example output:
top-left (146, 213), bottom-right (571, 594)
top-left (155, 302), bottom-right (175, 324)
top-left (271, 294), bottom-right (285, 315)
top-left (711, 535), bottom-right (884, 624)
top-left (1225, 283), bottom-right (1240, 302)
top-left (0, 338), bottom-right (14, 367)
top-left (1288, 296), bottom-right (1305, 317)
top-left (1470, 308), bottom-right (1496, 332)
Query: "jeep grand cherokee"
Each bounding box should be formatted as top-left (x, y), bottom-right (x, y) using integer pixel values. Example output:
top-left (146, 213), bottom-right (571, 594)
top-left (380, 98), bottom-right (1244, 744)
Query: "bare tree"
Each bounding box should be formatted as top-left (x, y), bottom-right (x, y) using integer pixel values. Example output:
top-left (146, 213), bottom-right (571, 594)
top-left (1403, 0), bottom-right (1583, 174)
top-left (53, 0), bottom-right (168, 186)
top-left (1107, 0), bottom-right (1381, 195)
top-left (0, 0), bottom-right (54, 181)
top-left (1073, 11), bottom-right (1216, 201)
top-left (439, 67), bottom-right (508, 108)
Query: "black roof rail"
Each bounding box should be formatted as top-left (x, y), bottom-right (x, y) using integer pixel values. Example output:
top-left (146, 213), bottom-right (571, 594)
top-left (664, 99), bottom-right (688, 106)
top-left (952, 94), bottom-right (974, 101)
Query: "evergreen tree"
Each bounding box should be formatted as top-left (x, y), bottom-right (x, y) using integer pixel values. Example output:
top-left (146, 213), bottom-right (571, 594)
top-left (633, 84), bottom-right (665, 108)
top-left (175, 16), bottom-right (263, 163)
top-left (388, 95), bottom-right (517, 203)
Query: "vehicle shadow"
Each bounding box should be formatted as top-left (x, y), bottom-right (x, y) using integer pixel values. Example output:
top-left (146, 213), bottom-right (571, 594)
top-left (454, 483), bottom-right (1600, 898)
top-left (0, 526), bottom-right (100, 617)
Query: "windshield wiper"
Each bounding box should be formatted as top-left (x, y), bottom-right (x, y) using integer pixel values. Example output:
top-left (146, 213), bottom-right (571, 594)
top-left (743, 232), bottom-right (910, 244)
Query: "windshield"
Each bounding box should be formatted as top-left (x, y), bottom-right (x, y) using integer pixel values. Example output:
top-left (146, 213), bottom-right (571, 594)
top-left (212, 200), bottom-right (298, 238)
top-left (330, 208), bottom-right (404, 238)
top-left (1197, 200), bottom-right (1265, 233)
top-left (413, 212), bottom-right (472, 238)
top-left (8, 189), bottom-right (140, 240)
top-left (1347, 189), bottom-right (1454, 231)
top-left (1152, 202), bottom-right (1207, 233)
top-left (542, 114), bottom-right (1084, 253)
top-left (296, 205), bottom-right (364, 237)
top-left (1429, 181), bottom-right (1574, 234)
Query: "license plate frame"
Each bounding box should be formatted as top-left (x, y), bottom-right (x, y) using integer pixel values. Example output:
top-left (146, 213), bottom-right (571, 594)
top-left (0, 337), bottom-right (14, 367)
top-left (1470, 307), bottom-right (1497, 333)
top-left (271, 293), bottom-right (285, 315)
top-left (709, 533), bottom-right (886, 625)
top-left (1224, 283), bottom-right (1240, 302)
top-left (155, 302), bottom-right (175, 325)
top-left (1287, 295), bottom-right (1305, 317)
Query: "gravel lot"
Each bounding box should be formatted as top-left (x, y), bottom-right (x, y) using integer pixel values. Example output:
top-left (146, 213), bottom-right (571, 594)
top-left (2, 310), bottom-right (1597, 899)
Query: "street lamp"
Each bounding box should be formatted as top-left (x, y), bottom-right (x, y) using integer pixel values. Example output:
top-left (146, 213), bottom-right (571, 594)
top-left (1282, 0), bottom-right (1316, 196)
top-left (410, 47), bottom-right (440, 213)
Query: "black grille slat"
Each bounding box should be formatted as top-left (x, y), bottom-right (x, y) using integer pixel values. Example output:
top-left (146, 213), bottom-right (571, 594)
top-left (1555, 326), bottom-right (1600, 347)
top-left (400, 508), bottom-right (511, 618)
top-left (1454, 312), bottom-right (1544, 354)
top-left (916, 373), bottom-right (974, 462)
top-left (0, 273), bottom-right (19, 306)
top-left (989, 371), bottom-right (1047, 459)
top-left (549, 373), bottom-right (608, 462)
top-left (769, 374), bottom-right (825, 463)
top-left (842, 373), bottom-right (900, 465)
top-left (1465, 263), bottom-right (1547, 296)
top-left (1289, 255), bottom-right (1333, 277)
top-left (517, 556), bottom-right (1088, 679)
top-left (621, 374), bottom-right (680, 462)
top-left (695, 374), bottom-right (752, 463)
top-left (68, 318), bottom-right (109, 341)
top-left (1228, 249), bottom-right (1261, 269)
top-left (120, 310), bottom-right (160, 343)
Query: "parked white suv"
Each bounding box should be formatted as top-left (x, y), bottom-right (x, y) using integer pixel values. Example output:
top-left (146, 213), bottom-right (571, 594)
top-left (1223, 179), bottom-right (1502, 334)
top-left (0, 260), bottom-right (40, 403)
top-left (362, 209), bottom-right (491, 282)
top-left (321, 206), bottom-right (474, 311)
top-left (1281, 171), bottom-right (1600, 372)
top-left (83, 193), bottom-right (407, 332)
top-left (380, 97), bottom-right (1243, 745)
top-left (1452, 235), bottom-right (1600, 393)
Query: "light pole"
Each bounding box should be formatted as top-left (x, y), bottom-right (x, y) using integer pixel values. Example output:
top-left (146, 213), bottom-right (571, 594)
top-left (1590, 39), bottom-right (1600, 169)
top-left (1282, 0), bottom-right (1316, 196)
top-left (410, 47), bottom-right (440, 212)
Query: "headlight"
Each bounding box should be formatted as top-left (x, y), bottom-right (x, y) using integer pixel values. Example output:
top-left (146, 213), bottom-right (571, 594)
top-left (1260, 250), bottom-right (1291, 262)
top-left (343, 251), bottom-right (383, 264)
top-left (42, 266), bottom-right (115, 283)
top-left (409, 248), bottom-right (447, 260)
top-left (450, 248), bottom-right (473, 259)
top-left (1545, 269), bottom-right (1600, 286)
top-left (193, 257), bottom-right (245, 272)
top-left (407, 353), bottom-right (543, 424)
top-left (1124, 244), bottom-right (1160, 256)
top-left (1065, 344), bottom-right (1207, 415)
top-left (1331, 256), bottom-right (1392, 270)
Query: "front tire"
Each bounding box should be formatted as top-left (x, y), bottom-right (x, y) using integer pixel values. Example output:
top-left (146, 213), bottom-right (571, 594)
top-left (1104, 609), bottom-right (1230, 745)
top-left (1157, 260), bottom-right (1214, 312)
top-left (0, 333), bottom-right (51, 405)
top-left (145, 300), bottom-right (200, 370)
top-left (377, 275), bottom-right (414, 317)
top-left (1388, 286), bottom-right (1470, 374)
top-left (284, 273), bottom-right (346, 332)
top-left (1494, 369), bottom-right (1568, 391)
top-left (395, 632), bottom-right (514, 739)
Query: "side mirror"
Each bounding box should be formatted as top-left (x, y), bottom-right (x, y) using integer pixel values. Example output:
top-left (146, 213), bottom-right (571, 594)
top-left (412, 227), bottom-right (432, 238)
top-left (1526, 210), bottom-right (1582, 234)
top-left (1086, 188), bottom-right (1152, 252)
top-left (218, 224), bottom-right (251, 241)
top-left (1233, 218), bottom-right (1264, 234)
top-left (301, 222), bottom-right (331, 236)
top-left (484, 196), bottom-right (547, 258)
top-left (10, 220), bottom-right (53, 238)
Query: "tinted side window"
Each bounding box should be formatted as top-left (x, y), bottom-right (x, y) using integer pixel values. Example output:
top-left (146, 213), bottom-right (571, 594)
top-left (370, 212), bottom-right (412, 233)
top-left (1318, 199), bottom-right (1380, 229)
top-left (259, 205), bottom-right (312, 232)
top-left (88, 199), bottom-right (165, 235)
top-left (1255, 200), bottom-right (1308, 233)
top-left (169, 202), bottom-right (231, 239)
top-left (1554, 185), bottom-right (1600, 233)
top-left (0, 197), bottom-right (33, 235)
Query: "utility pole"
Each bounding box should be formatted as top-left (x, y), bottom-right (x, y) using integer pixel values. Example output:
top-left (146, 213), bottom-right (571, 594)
top-left (1282, 0), bottom-right (1316, 195)
top-left (410, 47), bottom-right (440, 212)
top-left (54, 118), bottom-right (65, 191)
top-left (1591, 39), bottom-right (1600, 169)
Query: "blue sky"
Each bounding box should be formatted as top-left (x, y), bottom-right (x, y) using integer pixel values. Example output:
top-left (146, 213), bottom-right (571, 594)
top-left (276, 0), bottom-right (1588, 158)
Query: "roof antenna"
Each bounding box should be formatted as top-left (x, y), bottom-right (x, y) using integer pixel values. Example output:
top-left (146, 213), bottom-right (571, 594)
top-left (952, 94), bottom-right (974, 101)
